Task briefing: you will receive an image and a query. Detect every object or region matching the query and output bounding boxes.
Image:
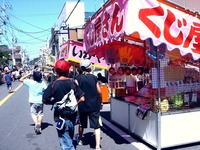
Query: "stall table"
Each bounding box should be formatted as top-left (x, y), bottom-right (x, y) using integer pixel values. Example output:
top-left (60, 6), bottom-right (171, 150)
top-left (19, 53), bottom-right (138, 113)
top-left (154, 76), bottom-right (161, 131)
top-left (111, 98), bottom-right (200, 148)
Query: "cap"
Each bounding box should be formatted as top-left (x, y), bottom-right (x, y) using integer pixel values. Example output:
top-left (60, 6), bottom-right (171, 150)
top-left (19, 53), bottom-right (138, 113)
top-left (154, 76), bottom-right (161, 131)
top-left (80, 59), bottom-right (92, 70)
top-left (54, 59), bottom-right (70, 73)
top-left (4, 67), bottom-right (9, 72)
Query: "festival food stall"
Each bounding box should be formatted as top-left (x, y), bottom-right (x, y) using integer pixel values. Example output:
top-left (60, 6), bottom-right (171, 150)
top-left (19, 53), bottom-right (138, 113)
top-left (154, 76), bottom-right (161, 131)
top-left (83, 0), bottom-right (200, 149)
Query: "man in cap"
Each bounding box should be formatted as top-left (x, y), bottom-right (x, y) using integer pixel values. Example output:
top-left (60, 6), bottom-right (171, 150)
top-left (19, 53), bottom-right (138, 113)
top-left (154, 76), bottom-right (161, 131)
top-left (42, 59), bottom-right (85, 150)
top-left (75, 59), bottom-right (102, 150)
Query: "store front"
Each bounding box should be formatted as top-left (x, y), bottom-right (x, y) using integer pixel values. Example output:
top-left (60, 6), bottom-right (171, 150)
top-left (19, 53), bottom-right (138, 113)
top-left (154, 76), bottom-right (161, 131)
top-left (83, 0), bottom-right (200, 149)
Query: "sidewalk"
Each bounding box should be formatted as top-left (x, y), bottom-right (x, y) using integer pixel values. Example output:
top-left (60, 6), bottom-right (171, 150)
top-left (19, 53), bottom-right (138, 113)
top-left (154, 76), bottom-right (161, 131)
top-left (80, 104), bottom-right (200, 150)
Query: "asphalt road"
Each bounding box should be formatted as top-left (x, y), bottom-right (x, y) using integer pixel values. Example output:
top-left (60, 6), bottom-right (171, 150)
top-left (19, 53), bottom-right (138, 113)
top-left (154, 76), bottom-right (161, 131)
top-left (1, 81), bottom-right (200, 150)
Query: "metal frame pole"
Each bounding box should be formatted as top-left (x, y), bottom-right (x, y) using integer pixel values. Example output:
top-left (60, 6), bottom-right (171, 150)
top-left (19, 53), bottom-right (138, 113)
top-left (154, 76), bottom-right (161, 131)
top-left (156, 46), bottom-right (161, 150)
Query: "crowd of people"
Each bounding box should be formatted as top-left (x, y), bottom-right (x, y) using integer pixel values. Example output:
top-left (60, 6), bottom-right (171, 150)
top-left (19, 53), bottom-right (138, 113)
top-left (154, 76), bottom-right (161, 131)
top-left (42, 59), bottom-right (103, 150)
top-left (1, 60), bottom-right (104, 150)
top-left (0, 66), bottom-right (30, 93)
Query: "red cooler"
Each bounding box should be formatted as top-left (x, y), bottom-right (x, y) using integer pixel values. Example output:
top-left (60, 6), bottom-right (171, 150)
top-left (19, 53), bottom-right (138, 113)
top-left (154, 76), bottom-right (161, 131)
top-left (100, 85), bottom-right (109, 103)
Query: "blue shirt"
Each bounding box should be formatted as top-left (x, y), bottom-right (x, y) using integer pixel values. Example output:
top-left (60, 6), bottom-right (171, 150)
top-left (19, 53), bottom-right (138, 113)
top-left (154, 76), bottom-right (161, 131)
top-left (5, 73), bottom-right (12, 84)
top-left (23, 79), bottom-right (47, 104)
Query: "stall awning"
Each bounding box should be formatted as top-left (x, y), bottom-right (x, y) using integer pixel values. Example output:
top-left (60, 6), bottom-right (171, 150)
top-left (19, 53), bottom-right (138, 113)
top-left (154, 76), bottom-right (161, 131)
top-left (59, 40), bottom-right (109, 69)
top-left (84, 0), bottom-right (200, 60)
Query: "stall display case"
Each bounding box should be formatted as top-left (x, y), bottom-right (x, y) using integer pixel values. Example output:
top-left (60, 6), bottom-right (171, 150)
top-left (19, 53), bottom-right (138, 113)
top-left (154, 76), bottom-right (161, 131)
top-left (110, 64), bottom-right (200, 149)
top-left (111, 98), bottom-right (200, 148)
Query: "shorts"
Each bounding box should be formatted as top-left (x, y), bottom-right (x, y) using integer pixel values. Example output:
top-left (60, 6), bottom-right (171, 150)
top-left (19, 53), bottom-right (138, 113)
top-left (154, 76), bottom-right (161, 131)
top-left (79, 110), bottom-right (101, 129)
top-left (6, 83), bottom-right (12, 89)
top-left (30, 103), bottom-right (44, 116)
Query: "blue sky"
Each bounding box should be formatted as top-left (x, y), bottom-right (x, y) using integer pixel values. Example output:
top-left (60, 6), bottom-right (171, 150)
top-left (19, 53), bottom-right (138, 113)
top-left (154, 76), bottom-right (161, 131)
top-left (1, 0), bottom-right (105, 60)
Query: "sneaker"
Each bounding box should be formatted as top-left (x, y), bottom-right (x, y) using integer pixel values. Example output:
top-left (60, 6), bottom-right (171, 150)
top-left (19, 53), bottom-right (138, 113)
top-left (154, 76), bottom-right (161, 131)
top-left (34, 124), bottom-right (41, 134)
top-left (9, 87), bottom-right (12, 92)
top-left (75, 134), bottom-right (83, 145)
top-left (77, 139), bottom-right (83, 145)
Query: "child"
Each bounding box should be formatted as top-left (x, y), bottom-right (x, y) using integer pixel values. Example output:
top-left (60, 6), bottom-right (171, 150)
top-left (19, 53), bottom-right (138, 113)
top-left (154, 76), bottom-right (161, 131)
top-left (4, 70), bottom-right (13, 93)
top-left (19, 71), bottom-right (47, 134)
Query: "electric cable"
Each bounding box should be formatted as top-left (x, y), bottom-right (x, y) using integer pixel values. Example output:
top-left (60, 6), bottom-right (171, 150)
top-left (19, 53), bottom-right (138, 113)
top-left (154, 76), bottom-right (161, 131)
top-left (65, 0), bottom-right (81, 24)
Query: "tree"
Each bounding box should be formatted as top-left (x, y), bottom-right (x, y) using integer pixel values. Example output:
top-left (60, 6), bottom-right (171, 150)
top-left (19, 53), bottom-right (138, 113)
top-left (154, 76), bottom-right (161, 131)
top-left (0, 50), bottom-right (9, 67)
top-left (17, 62), bottom-right (23, 68)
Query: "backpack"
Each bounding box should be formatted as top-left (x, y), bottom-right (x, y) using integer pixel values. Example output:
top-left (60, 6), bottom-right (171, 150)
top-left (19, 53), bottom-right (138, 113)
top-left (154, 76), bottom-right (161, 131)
top-left (52, 79), bottom-right (78, 115)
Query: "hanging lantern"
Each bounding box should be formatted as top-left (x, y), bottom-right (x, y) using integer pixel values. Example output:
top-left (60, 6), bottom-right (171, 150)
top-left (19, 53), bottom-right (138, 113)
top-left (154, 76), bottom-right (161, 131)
top-left (131, 45), bottom-right (145, 67)
top-left (105, 47), bottom-right (120, 64)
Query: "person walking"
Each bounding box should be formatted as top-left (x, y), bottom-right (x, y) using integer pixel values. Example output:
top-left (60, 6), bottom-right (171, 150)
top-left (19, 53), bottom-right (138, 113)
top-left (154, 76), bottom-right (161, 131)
top-left (75, 59), bottom-right (102, 150)
top-left (0, 70), bottom-right (3, 85)
top-left (19, 71), bottom-right (47, 134)
top-left (4, 69), bottom-right (13, 93)
top-left (42, 59), bottom-right (85, 150)
top-left (97, 72), bottom-right (108, 84)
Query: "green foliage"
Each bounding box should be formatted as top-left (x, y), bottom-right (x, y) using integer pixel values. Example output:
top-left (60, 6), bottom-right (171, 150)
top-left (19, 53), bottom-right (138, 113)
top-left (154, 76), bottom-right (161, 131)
top-left (17, 62), bottom-right (23, 68)
top-left (0, 50), bottom-right (9, 66)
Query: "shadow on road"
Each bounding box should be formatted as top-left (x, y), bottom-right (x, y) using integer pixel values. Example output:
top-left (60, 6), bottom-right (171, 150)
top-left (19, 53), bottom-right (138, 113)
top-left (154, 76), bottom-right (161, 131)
top-left (75, 132), bottom-right (96, 149)
top-left (30, 122), bottom-right (53, 130)
top-left (100, 111), bottom-right (156, 149)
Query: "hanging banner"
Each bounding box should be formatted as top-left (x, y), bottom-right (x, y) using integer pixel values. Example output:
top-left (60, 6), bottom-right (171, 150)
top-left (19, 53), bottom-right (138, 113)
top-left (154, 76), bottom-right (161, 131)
top-left (125, 0), bottom-right (200, 60)
top-left (84, 0), bottom-right (128, 53)
top-left (59, 42), bottom-right (69, 59)
top-left (84, 0), bottom-right (200, 60)
top-left (60, 40), bottom-right (109, 69)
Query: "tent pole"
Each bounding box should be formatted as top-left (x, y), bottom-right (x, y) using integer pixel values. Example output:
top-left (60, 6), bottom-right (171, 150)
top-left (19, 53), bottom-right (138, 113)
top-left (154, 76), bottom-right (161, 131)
top-left (73, 64), bottom-right (76, 80)
top-left (156, 47), bottom-right (161, 150)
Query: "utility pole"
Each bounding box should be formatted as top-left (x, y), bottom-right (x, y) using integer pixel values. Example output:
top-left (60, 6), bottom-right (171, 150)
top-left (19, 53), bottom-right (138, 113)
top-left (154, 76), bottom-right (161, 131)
top-left (1, 0), bottom-right (13, 65)
top-left (12, 36), bottom-right (17, 66)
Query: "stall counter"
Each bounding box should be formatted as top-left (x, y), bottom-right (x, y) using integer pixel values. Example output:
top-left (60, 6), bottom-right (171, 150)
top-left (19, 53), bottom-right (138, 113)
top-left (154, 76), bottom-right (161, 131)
top-left (110, 97), bottom-right (200, 148)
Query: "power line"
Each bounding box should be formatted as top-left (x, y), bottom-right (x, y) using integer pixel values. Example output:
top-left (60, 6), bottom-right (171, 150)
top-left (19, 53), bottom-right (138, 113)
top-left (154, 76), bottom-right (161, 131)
top-left (5, 23), bottom-right (47, 42)
top-left (2, 0), bottom-right (52, 45)
top-left (65, 0), bottom-right (81, 24)
top-left (9, 14), bottom-right (51, 31)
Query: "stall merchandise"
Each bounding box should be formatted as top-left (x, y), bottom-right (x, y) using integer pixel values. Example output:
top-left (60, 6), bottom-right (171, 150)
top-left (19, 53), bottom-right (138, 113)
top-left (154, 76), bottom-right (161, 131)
top-left (83, 0), bottom-right (200, 149)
